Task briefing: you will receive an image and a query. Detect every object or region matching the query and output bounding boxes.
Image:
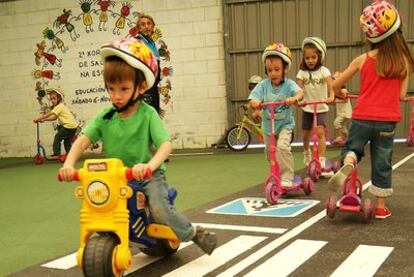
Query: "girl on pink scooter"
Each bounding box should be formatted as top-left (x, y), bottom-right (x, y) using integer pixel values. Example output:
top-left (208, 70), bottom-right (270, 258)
top-left (328, 1), bottom-right (414, 219)
top-left (296, 37), bottom-right (335, 170)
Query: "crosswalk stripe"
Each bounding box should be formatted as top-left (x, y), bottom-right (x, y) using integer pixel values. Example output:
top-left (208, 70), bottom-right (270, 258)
top-left (330, 245), bottom-right (394, 277)
top-left (125, 241), bottom-right (193, 275)
top-left (41, 252), bottom-right (77, 270)
top-left (193, 223), bottom-right (287, 234)
top-left (162, 235), bottom-right (267, 277)
top-left (245, 239), bottom-right (327, 276)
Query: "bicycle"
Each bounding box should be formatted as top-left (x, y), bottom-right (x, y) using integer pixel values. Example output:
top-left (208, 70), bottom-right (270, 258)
top-left (225, 104), bottom-right (264, 151)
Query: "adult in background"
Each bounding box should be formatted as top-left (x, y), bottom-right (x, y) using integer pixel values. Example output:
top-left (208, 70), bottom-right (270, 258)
top-left (135, 13), bottom-right (162, 116)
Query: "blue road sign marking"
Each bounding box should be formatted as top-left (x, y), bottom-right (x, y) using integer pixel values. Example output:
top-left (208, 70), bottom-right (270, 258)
top-left (207, 197), bottom-right (319, 217)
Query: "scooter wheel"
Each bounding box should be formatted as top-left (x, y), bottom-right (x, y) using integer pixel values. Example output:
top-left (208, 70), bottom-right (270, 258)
top-left (408, 135), bottom-right (414, 147)
top-left (361, 198), bottom-right (373, 223)
top-left (326, 195), bottom-right (337, 219)
top-left (332, 160), bottom-right (342, 173)
top-left (83, 234), bottom-right (122, 277)
top-left (308, 160), bottom-right (320, 181)
top-left (33, 155), bottom-right (44, 165)
top-left (265, 180), bottom-right (280, 205)
top-left (302, 177), bottom-right (314, 196)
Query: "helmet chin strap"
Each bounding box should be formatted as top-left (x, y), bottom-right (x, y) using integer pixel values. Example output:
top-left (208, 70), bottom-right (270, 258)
top-left (103, 86), bottom-right (143, 120)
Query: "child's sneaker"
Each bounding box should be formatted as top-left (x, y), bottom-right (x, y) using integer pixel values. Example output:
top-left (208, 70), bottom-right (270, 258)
top-left (375, 207), bottom-right (392, 219)
top-left (328, 163), bottom-right (354, 192)
top-left (192, 226), bottom-right (217, 255)
top-left (303, 150), bottom-right (311, 166)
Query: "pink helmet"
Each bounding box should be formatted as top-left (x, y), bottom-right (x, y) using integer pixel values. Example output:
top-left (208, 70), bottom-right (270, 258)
top-left (100, 38), bottom-right (158, 87)
top-left (360, 0), bottom-right (401, 43)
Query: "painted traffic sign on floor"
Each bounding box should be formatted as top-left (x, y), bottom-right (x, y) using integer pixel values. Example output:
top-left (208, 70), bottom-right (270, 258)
top-left (206, 197), bottom-right (319, 217)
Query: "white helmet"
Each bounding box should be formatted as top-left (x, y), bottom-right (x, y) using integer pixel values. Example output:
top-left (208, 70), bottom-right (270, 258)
top-left (248, 75), bottom-right (262, 84)
top-left (46, 87), bottom-right (64, 99)
top-left (302, 37), bottom-right (327, 61)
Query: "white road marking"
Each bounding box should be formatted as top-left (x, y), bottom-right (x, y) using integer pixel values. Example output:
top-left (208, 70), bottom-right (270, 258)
top-left (245, 239), bottom-right (327, 276)
top-left (193, 223), bottom-right (287, 234)
top-left (41, 252), bottom-right (77, 269)
top-left (125, 241), bottom-right (193, 275)
top-left (217, 153), bottom-right (413, 277)
top-left (330, 245), bottom-right (394, 277)
top-left (162, 235), bottom-right (267, 277)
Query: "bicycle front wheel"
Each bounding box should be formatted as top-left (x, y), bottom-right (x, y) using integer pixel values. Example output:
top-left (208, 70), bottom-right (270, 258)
top-left (226, 126), bottom-right (251, 151)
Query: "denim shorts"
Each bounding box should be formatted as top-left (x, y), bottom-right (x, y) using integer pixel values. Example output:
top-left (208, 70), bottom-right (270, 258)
top-left (341, 119), bottom-right (396, 192)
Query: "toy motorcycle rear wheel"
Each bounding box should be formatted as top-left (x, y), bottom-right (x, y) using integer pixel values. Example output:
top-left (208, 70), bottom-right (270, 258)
top-left (140, 239), bottom-right (180, 257)
top-left (83, 234), bottom-right (122, 277)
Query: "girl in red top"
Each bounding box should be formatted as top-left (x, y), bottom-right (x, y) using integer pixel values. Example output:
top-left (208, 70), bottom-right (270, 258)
top-left (328, 1), bottom-right (414, 219)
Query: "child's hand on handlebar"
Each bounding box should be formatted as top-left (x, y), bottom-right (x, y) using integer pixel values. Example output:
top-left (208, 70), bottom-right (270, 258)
top-left (326, 95), bottom-right (335, 104)
top-left (59, 166), bottom-right (77, 181)
top-left (132, 163), bottom-right (152, 181)
top-left (285, 97), bottom-right (298, 106)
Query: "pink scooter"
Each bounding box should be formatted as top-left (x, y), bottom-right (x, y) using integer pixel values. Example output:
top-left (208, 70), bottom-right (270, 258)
top-left (300, 100), bottom-right (341, 181)
top-left (326, 164), bottom-right (373, 223)
top-left (260, 101), bottom-right (314, 205)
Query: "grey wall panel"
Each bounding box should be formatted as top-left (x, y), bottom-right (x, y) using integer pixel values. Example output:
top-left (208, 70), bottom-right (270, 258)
top-left (223, 0), bottom-right (414, 141)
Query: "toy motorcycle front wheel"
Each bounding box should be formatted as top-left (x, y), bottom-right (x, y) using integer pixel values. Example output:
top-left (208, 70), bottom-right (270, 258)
top-left (140, 239), bottom-right (180, 257)
top-left (83, 235), bottom-right (122, 277)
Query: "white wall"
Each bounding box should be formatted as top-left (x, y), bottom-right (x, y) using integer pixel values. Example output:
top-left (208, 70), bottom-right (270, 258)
top-left (0, 0), bottom-right (226, 157)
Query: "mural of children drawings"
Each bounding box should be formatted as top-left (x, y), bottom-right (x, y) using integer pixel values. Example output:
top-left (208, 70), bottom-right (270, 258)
top-left (35, 81), bottom-right (50, 113)
top-left (33, 69), bottom-right (61, 81)
top-left (113, 2), bottom-right (133, 35)
top-left (54, 9), bottom-right (80, 41)
top-left (42, 28), bottom-right (68, 53)
top-left (34, 41), bottom-right (62, 67)
top-left (96, 0), bottom-right (115, 31)
top-left (79, 0), bottom-right (94, 33)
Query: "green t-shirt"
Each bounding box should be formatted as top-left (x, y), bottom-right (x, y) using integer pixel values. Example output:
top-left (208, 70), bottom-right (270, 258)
top-left (83, 102), bottom-right (170, 170)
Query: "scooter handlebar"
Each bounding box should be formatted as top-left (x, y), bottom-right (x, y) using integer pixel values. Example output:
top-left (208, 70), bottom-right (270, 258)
top-left (57, 171), bottom-right (80, 182)
top-left (259, 100), bottom-right (286, 109)
top-left (125, 168), bottom-right (153, 181)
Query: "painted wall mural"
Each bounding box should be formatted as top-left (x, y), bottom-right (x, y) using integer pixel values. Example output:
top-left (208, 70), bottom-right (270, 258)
top-left (33, 0), bottom-right (173, 116)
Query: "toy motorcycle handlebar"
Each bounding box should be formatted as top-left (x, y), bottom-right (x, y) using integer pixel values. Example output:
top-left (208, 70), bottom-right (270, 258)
top-left (125, 168), bottom-right (153, 180)
top-left (57, 170), bottom-right (80, 182)
top-left (57, 167), bottom-right (152, 182)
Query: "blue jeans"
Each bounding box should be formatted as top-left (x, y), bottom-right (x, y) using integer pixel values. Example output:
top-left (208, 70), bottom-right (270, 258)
top-left (341, 119), bottom-right (396, 197)
top-left (130, 170), bottom-right (194, 241)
